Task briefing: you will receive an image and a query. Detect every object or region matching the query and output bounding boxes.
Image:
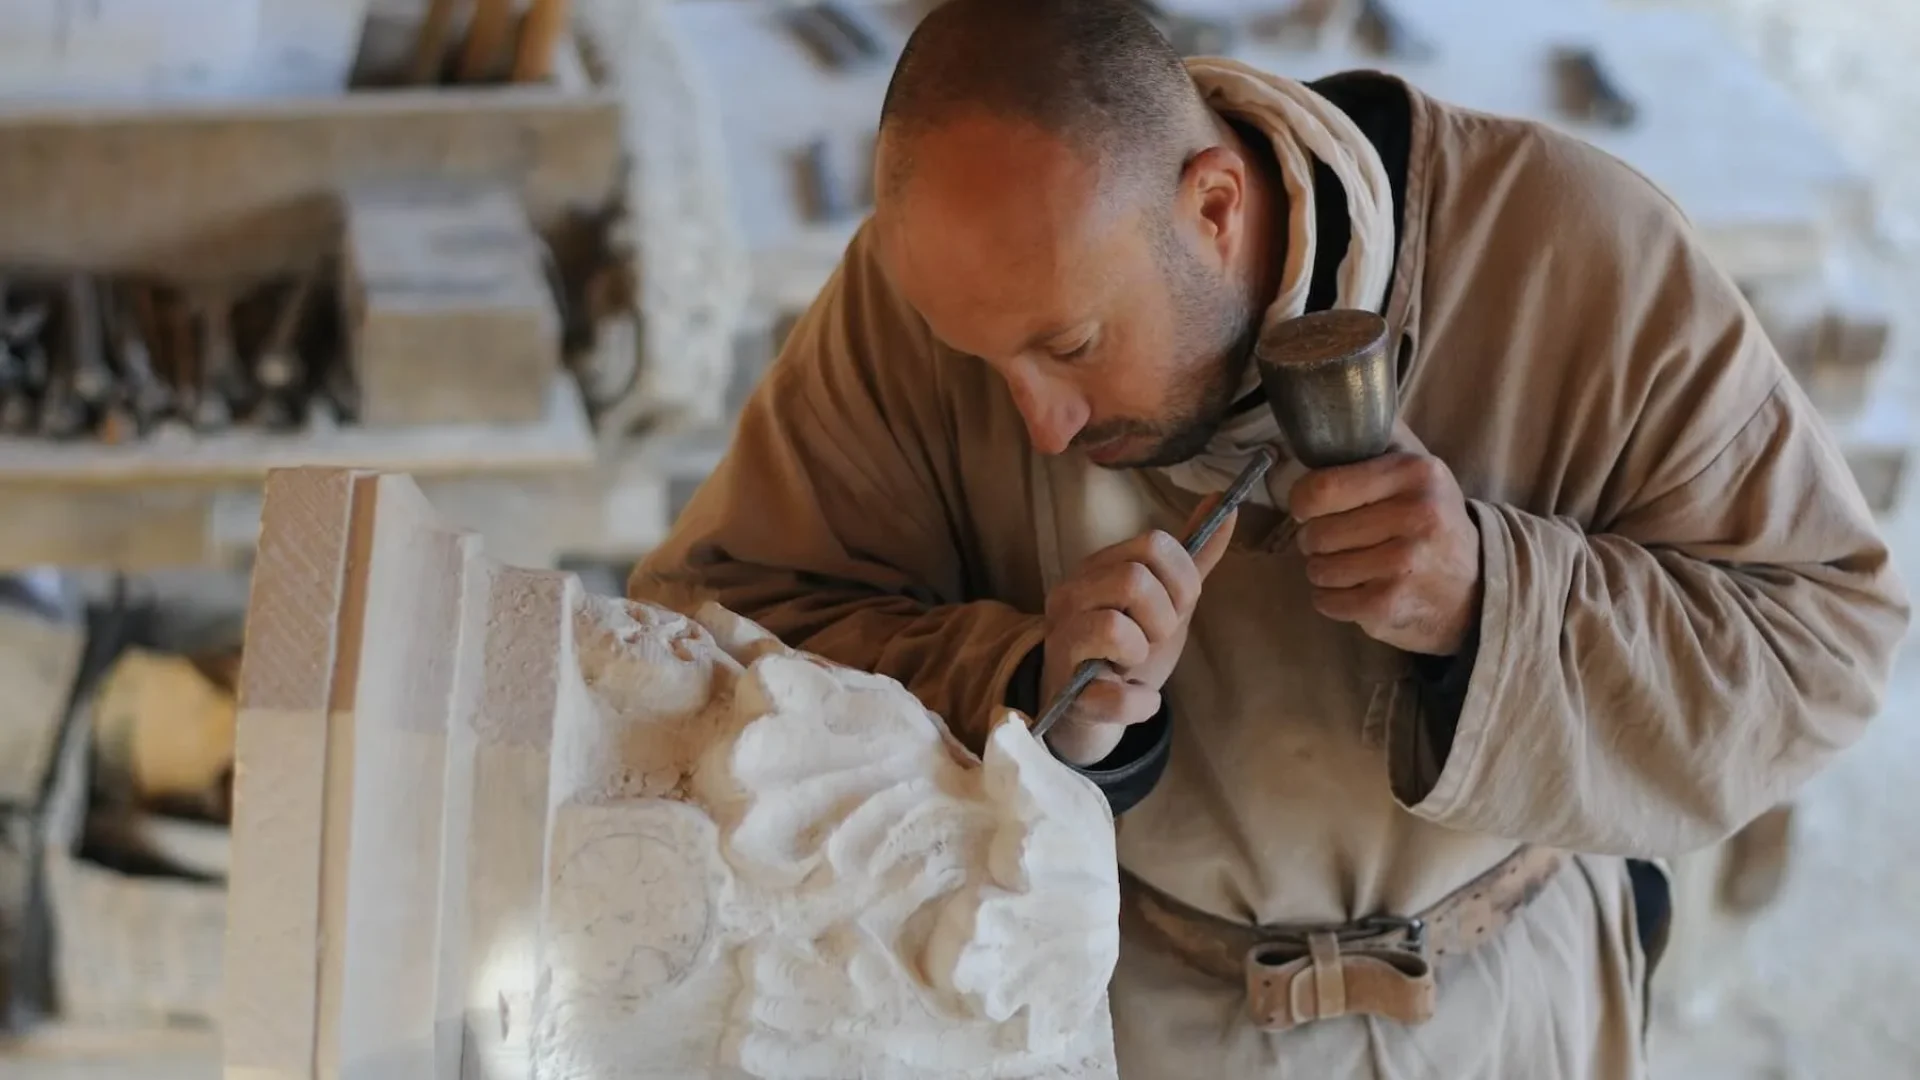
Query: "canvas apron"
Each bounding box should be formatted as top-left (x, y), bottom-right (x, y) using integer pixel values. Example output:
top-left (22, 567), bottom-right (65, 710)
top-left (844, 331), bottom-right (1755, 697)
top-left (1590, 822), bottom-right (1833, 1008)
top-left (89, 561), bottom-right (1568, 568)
top-left (1027, 447), bottom-right (1650, 1076)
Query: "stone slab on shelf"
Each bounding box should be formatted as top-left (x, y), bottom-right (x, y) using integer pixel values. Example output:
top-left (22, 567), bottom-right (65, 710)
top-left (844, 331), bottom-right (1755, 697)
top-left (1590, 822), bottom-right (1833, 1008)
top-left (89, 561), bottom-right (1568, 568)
top-left (0, 84), bottom-right (623, 282)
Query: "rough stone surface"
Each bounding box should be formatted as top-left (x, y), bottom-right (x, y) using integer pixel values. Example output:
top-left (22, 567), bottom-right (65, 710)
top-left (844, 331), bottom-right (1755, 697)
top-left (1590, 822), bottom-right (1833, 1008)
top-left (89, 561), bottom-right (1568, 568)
top-left (1645, 2), bottom-right (1920, 1078)
top-left (535, 597), bottom-right (1122, 1080)
top-left (575, 0), bottom-right (754, 439)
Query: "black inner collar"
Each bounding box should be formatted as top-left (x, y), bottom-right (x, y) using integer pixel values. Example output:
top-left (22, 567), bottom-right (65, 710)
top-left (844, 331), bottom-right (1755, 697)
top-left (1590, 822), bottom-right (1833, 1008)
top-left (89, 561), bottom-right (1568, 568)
top-left (1226, 72), bottom-right (1414, 419)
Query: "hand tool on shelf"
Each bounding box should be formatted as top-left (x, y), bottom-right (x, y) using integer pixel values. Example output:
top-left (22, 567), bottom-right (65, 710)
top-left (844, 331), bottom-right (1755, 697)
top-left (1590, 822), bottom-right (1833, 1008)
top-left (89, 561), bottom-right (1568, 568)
top-left (64, 274), bottom-right (114, 408)
top-left (106, 282), bottom-right (172, 433)
top-left (190, 287), bottom-right (245, 432)
top-left (409, 0), bottom-right (465, 84)
top-left (511, 0), bottom-right (574, 83)
top-left (457, 0), bottom-right (515, 82)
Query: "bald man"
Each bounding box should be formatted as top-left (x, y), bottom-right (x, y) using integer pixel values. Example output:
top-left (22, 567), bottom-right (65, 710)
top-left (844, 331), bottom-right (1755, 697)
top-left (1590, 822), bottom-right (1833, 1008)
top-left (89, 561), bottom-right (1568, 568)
top-left (631, 0), bottom-right (1908, 1076)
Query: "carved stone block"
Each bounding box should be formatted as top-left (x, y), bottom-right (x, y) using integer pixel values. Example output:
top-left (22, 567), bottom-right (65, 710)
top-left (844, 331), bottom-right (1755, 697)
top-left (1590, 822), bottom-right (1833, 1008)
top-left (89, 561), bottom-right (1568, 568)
top-left (223, 466), bottom-right (1120, 1079)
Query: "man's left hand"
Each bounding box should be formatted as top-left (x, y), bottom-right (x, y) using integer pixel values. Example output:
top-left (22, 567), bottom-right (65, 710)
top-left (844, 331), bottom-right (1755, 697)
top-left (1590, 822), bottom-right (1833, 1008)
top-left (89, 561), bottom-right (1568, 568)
top-left (1287, 429), bottom-right (1483, 656)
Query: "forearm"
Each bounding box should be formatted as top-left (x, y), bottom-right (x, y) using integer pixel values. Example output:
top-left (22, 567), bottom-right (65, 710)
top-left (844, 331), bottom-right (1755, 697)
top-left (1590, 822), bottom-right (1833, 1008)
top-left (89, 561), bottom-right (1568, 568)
top-left (632, 558), bottom-right (1044, 752)
top-left (1396, 499), bottom-right (1906, 856)
top-left (636, 561), bottom-right (1171, 814)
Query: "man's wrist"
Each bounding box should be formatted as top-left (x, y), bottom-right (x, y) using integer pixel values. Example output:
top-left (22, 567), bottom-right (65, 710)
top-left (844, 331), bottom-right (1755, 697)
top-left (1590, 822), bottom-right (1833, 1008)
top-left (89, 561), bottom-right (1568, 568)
top-left (1409, 615), bottom-right (1481, 768)
top-left (1004, 638), bottom-right (1047, 716)
top-left (1002, 639), bottom-right (1173, 815)
top-left (1410, 620), bottom-right (1479, 692)
top-left (1045, 717), bottom-right (1129, 767)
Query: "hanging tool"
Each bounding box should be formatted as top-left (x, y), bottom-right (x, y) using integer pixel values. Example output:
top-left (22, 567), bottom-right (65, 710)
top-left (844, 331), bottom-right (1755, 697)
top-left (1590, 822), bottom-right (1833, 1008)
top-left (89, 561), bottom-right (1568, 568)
top-left (1028, 307), bottom-right (1398, 742)
top-left (1552, 45), bottom-right (1637, 130)
top-left (796, 135), bottom-right (854, 223)
top-left (784, 2), bottom-right (887, 71)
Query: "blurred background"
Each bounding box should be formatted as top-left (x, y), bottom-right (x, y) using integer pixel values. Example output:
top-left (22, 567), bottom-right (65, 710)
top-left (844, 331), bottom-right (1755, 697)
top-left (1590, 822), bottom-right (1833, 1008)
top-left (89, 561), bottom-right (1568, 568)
top-left (0, 0), bottom-right (1912, 1076)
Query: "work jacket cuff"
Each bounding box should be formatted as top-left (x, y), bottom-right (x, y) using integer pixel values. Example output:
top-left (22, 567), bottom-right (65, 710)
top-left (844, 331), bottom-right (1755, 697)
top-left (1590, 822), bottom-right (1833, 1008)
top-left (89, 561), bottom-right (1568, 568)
top-left (1407, 618), bottom-right (1482, 766)
top-left (1003, 642), bottom-right (1173, 816)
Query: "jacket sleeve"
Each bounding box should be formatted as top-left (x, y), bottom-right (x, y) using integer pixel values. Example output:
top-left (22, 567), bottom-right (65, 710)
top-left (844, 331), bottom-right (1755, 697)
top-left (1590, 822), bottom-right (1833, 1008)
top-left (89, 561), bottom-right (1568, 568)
top-left (1396, 264), bottom-right (1909, 859)
top-left (626, 227), bottom-right (1047, 753)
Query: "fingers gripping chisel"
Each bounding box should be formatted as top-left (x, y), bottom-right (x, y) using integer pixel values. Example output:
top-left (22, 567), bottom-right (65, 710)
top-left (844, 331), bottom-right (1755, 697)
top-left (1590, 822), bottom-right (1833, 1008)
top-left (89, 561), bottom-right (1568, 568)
top-left (1027, 308), bottom-right (1396, 743)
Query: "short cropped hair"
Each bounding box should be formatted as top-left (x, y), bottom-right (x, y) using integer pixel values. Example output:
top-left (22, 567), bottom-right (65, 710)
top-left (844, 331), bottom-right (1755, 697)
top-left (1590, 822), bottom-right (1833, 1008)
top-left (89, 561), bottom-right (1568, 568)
top-left (877, 0), bottom-right (1205, 199)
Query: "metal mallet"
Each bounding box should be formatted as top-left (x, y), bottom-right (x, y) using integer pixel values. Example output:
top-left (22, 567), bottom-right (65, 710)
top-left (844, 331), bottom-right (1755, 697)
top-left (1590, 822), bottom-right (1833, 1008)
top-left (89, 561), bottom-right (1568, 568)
top-left (1255, 308), bottom-right (1397, 469)
top-left (1026, 308), bottom-right (1398, 744)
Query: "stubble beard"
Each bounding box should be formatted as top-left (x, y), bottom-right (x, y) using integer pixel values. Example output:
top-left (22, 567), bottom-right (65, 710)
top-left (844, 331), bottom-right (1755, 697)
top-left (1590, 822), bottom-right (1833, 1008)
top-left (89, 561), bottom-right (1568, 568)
top-left (1085, 247), bottom-right (1260, 471)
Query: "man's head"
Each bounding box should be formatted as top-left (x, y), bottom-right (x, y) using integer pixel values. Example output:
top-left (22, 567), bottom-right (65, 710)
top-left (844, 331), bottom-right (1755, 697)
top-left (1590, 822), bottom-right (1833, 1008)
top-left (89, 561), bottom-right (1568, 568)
top-left (873, 0), bottom-right (1275, 469)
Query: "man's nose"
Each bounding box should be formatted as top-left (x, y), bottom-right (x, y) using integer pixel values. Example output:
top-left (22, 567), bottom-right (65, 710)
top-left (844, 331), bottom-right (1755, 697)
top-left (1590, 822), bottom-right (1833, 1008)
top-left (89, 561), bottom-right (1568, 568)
top-left (1005, 369), bottom-right (1087, 455)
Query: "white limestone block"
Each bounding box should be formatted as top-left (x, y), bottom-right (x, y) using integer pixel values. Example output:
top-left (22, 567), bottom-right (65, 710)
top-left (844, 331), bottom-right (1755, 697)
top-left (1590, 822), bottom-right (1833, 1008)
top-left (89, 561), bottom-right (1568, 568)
top-left (533, 598), bottom-right (1121, 1080)
top-left (225, 468), bottom-right (1119, 1080)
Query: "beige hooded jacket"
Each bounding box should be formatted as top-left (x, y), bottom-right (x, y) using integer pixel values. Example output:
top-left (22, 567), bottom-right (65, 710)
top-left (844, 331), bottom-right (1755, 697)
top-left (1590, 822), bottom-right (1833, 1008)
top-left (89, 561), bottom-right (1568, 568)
top-left (631, 69), bottom-right (1909, 1078)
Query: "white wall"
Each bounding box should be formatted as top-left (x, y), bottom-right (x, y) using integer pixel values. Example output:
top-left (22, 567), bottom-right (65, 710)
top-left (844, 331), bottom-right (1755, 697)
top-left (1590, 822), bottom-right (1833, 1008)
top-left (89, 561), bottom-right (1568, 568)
top-left (0, 0), bottom-right (377, 102)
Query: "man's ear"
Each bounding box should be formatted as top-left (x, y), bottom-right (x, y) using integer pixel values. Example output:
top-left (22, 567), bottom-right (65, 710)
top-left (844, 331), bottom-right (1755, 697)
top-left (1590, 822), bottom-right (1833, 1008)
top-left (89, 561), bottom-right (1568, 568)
top-left (1179, 144), bottom-right (1248, 259)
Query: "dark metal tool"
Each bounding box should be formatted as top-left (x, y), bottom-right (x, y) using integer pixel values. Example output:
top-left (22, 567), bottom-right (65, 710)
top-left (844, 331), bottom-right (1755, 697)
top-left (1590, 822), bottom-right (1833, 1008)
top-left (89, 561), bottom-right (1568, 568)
top-left (784, 2), bottom-right (886, 71)
top-left (407, 0), bottom-right (463, 84)
top-left (253, 271), bottom-right (314, 393)
top-left (63, 275), bottom-right (113, 408)
top-left (1254, 308), bottom-right (1396, 469)
top-left (811, 1), bottom-right (884, 57)
top-left (1356, 0), bottom-right (1434, 61)
top-left (107, 282), bottom-right (171, 431)
top-left (35, 348), bottom-right (86, 439)
top-left (1552, 46), bottom-right (1637, 130)
top-left (795, 136), bottom-right (853, 223)
top-left (1029, 445), bottom-right (1278, 741)
top-left (191, 287), bottom-right (250, 431)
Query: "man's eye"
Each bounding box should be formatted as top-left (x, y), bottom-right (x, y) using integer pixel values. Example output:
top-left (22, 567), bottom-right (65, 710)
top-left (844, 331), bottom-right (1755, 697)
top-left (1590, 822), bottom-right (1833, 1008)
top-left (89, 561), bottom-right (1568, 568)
top-left (1053, 338), bottom-right (1095, 361)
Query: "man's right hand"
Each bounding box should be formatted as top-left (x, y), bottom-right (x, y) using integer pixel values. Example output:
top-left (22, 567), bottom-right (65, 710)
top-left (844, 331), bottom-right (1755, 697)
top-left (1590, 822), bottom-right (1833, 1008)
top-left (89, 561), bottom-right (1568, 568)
top-left (1040, 495), bottom-right (1238, 765)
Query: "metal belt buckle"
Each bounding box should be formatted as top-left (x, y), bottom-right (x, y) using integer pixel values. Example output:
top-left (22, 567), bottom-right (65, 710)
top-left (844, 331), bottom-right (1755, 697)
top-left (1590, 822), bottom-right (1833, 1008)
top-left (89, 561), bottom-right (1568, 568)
top-left (1353, 913), bottom-right (1427, 955)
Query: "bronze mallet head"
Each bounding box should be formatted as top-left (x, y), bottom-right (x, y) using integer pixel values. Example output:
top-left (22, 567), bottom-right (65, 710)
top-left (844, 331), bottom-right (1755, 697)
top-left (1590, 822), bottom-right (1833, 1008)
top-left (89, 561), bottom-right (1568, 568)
top-left (1253, 309), bottom-right (1397, 469)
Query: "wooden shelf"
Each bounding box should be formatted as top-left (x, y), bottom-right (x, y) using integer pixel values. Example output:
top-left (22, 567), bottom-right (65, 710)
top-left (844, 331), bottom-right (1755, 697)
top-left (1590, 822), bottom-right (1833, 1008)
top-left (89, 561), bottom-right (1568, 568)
top-left (0, 377), bottom-right (596, 490)
top-left (0, 83), bottom-right (624, 282)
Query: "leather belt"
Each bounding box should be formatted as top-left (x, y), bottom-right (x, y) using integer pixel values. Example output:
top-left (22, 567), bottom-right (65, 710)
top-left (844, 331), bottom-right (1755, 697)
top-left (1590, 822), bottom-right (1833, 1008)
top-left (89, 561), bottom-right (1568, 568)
top-left (1118, 845), bottom-right (1566, 1030)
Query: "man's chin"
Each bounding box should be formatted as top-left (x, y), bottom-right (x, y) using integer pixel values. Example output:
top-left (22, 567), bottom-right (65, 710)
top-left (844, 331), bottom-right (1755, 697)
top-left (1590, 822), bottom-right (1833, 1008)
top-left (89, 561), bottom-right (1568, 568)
top-left (1083, 439), bottom-right (1203, 471)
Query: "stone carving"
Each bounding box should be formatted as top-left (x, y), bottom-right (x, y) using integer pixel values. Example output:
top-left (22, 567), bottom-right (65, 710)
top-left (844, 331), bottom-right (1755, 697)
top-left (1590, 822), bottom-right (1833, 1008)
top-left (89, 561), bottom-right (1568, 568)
top-left (543, 599), bottom-right (1120, 1078)
top-left (223, 468), bottom-right (1119, 1080)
